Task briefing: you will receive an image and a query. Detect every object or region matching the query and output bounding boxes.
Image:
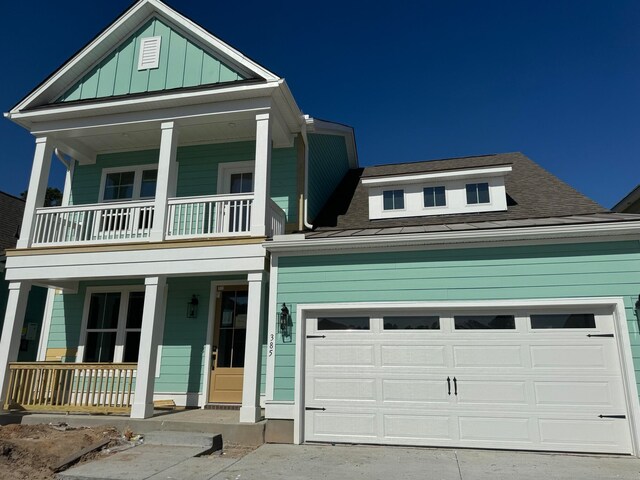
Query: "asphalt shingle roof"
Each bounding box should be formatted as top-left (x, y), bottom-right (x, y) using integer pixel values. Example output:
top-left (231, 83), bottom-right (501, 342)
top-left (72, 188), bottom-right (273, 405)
top-left (0, 192), bottom-right (25, 254)
top-left (308, 152), bottom-right (638, 238)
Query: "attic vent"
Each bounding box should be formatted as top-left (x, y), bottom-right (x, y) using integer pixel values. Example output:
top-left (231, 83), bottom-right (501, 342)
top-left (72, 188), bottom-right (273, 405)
top-left (138, 36), bottom-right (162, 70)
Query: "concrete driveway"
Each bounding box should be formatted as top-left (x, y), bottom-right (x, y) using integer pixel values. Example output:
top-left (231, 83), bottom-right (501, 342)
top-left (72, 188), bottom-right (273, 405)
top-left (209, 444), bottom-right (640, 480)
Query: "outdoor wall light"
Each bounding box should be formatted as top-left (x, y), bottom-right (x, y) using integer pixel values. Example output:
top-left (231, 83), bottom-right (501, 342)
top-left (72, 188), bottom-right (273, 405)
top-left (187, 295), bottom-right (199, 318)
top-left (279, 303), bottom-right (292, 342)
top-left (635, 295), bottom-right (640, 321)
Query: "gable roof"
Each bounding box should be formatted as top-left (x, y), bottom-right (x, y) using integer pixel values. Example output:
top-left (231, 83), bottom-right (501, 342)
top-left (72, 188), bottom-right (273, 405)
top-left (612, 185), bottom-right (640, 213)
top-left (307, 152), bottom-right (634, 238)
top-left (9, 0), bottom-right (279, 113)
top-left (0, 192), bottom-right (25, 255)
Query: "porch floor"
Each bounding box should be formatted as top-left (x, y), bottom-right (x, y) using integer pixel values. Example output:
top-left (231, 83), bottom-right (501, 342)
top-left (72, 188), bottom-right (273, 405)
top-left (0, 408), bottom-right (266, 446)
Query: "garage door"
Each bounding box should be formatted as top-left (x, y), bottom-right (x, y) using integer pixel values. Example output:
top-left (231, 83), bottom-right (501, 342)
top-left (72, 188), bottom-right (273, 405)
top-left (304, 309), bottom-right (633, 454)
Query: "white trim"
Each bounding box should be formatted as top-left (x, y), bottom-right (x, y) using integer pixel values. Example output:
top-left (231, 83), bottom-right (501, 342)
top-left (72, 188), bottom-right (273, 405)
top-left (361, 165), bottom-right (512, 186)
top-left (137, 36), bottom-right (162, 70)
top-left (292, 297), bottom-right (640, 455)
top-left (36, 288), bottom-right (57, 361)
top-left (265, 253), bottom-right (279, 402)
top-left (265, 221), bottom-right (640, 254)
top-left (217, 161), bottom-right (255, 194)
top-left (265, 401), bottom-right (295, 419)
top-left (76, 285), bottom-right (145, 363)
top-left (98, 164), bottom-right (159, 202)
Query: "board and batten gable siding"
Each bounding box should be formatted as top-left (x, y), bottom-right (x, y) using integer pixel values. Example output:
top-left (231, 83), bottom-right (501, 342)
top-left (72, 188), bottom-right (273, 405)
top-left (70, 142), bottom-right (297, 222)
top-left (307, 134), bottom-right (350, 221)
top-left (272, 240), bottom-right (640, 402)
top-left (57, 17), bottom-right (246, 103)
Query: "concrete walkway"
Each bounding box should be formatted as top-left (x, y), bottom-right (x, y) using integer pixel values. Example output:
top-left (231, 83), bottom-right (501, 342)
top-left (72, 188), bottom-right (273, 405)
top-left (61, 443), bottom-right (640, 480)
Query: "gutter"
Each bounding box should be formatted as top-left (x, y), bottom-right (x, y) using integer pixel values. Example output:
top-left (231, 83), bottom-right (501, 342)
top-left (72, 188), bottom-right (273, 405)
top-left (264, 221), bottom-right (640, 253)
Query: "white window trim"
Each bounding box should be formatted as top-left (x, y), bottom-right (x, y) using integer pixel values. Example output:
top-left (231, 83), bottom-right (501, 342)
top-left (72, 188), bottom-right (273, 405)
top-left (465, 181), bottom-right (491, 205)
top-left (77, 285), bottom-right (145, 363)
top-left (422, 185), bottom-right (447, 209)
top-left (217, 161), bottom-right (255, 194)
top-left (138, 36), bottom-right (162, 71)
top-left (382, 188), bottom-right (406, 211)
top-left (98, 164), bottom-right (159, 202)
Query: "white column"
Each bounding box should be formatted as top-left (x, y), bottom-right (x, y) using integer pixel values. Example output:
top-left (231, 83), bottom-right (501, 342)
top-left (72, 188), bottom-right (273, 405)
top-left (240, 271), bottom-right (266, 423)
top-left (131, 276), bottom-right (167, 418)
top-left (17, 137), bottom-right (54, 248)
top-left (61, 159), bottom-right (75, 207)
top-left (0, 282), bottom-right (31, 408)
top-left (150, 121), bottom-right (179, 241)
top-left (251, 113), bottom-right (272, 237)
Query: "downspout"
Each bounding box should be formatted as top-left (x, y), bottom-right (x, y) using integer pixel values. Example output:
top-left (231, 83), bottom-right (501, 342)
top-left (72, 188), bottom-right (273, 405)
top-left (301, 125), bottom-right (313, 230)
top-left (54, 148), bottom-right (71, 169)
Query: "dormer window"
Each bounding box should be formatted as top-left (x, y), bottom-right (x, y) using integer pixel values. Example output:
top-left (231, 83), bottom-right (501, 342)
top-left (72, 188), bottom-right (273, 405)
top-left (465, 182), bottom-right (490, 204)
top-left (423, 186), bottom-right (446, 208)
top-left (383, 189), bottom-right (405, 210)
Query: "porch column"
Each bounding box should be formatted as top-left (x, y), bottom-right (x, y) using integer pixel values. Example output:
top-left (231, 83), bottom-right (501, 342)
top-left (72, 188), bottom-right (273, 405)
top-left (240, 271), bottom-right (266, 423)
top-left (150, 121), bottom-right (179, 241)
top-left (251, 113), bottom-right (272, 237)
top-left (131, 276), bottom-right (167, 418)
top-left (17, 137), bottom-right (54, 248)
top-left (0, 282), bottom-right (31, 408)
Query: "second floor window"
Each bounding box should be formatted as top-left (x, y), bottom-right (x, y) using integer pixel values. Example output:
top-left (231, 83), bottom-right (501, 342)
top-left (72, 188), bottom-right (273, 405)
top-left (101, 167), bottom-right (158, 202)
top-left (466, 182), bottom-right (490, 204)
top-left (423, 186), bottom-right (446, 207)
top-left (383, 189), bottom-right (405, 210)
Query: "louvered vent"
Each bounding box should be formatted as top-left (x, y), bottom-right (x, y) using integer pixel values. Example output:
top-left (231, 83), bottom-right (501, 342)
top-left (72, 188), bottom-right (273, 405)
top-left (138, 36), bottom-right (162, 70)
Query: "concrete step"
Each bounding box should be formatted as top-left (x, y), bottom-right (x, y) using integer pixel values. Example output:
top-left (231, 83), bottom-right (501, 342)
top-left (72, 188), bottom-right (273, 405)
top-left (143, 430), bottom-right (222, 451)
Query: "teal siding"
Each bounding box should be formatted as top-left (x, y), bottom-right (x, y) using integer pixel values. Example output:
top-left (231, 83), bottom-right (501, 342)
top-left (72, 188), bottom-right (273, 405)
top-left (273, 241), bottom-right (640, 402)
top-left (271, 141), bottom-right (298, 224)
top-left (307, 134), bottom-right (349, 221)
top-left (57, 18), bottom-right (246, 103)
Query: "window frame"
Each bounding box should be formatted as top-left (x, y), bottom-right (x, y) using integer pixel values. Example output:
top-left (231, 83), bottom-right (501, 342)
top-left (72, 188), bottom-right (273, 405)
top-left (78, 286), bottom-right (146, 364)
top-left (99, 164), bottom-right (159, 203)
top-left (423, 185), bottom-right (447, 208)
top-left (465, 182), bottom-right (491, 205)
top-left (217, 161), bottom-right (255, 194)
top-left (382, 189), bottom-right (405, 211)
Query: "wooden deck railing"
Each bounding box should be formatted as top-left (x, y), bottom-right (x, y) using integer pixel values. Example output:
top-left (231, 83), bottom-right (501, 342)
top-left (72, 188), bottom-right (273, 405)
top-left (4, 362), bottom-right (137, 414)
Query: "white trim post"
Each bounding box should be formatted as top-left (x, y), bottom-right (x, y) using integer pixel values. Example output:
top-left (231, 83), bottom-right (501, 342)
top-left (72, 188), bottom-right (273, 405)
top-left (0, 282), bottom-right (32, 408)
top-left (61, 159), bottom-right (75, 206)
top-left (240, 271), bottom-right (266, 423)
top-left (251, 113), bottom-right (272, 237)
top-left (131, 275), bottom-right (167, 418)
top-left (150, 121), bottom-right (179, 241)
top-left (17, 137), bottom-right (54, 248)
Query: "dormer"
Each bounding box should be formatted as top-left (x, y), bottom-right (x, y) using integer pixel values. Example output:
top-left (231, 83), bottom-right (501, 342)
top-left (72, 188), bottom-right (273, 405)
top-left (362, 165), bottom-right (512, 220)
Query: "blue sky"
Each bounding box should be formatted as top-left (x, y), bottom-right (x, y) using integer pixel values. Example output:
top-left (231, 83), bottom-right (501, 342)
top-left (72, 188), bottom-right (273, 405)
top-left (1, 0), bottom-right (639, 208)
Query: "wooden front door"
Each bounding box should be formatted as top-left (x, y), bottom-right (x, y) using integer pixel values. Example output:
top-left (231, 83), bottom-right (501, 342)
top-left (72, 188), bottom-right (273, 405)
top-left (208, 287), bottom-right (248, 403)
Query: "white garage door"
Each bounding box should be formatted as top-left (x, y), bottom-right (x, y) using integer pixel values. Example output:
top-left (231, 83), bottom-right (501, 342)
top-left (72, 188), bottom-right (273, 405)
top-left (304, 309), bottom-right (634, 454)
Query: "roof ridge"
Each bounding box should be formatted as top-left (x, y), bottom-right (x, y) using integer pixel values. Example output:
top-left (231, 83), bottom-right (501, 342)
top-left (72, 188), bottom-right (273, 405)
top-left (361, 152), bottom-right (522, 170)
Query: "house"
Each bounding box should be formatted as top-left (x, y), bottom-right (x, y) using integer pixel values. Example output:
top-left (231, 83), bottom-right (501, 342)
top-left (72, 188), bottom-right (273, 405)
top-left (1, 0), bottom-right (640, 457)
top-left (613, 185), bottom-right (640, 213)
top-left (0, 192), bottom-right (47, 361)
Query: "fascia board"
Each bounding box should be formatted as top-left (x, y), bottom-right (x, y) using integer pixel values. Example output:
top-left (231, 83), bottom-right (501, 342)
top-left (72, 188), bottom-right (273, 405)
top-left (264, 221), bottom-right (640, 253)
top-left (361, 166), bottom-right (513, 186)
top-left (10, 0), bottom-right (280, 115)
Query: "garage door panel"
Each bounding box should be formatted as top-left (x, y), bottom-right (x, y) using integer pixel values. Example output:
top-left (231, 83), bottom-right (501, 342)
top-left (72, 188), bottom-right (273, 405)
top-left (382, 379), bottom-right (450, 403)
top-left (453, 345), bottom-right (524, 368)
top-left (534, 380), bottom-right (620, 408)
top-left (383, 413), bottom-right (453, 440)
top-left (455, 379), bottom-right (528, 406)
top-left (310, 377), bottom-right (377, 402)
top-left (309, 343), bottom-right (375, 367)
top-left (538, 418), bottom-right (631, 452)
top-left (529, 345), bottom-right (607, 369)
top-left (307, 411), bottom-right (377, 440)
top-left (458, 415), bottom-right (532, 442)
top-left (380, 345), bottom-right (446, 367)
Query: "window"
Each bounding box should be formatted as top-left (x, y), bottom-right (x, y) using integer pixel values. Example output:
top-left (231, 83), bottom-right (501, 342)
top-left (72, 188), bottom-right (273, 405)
top-left (81, 289), bottom-right (145, 363)
top-left (100, 166), bottom-right (158, 202)
top-left (423, 186), bottom-right (446, 207)
top-left (466, 182), bottom-right (490, 204)
top-left (530, 313), bottom-right (596, 329)
top-left (383, 316), bottom-right (440, 330)
top-left (318, 317), bottom-right (370, 330)
top-left (383, 190), bottom-right (405, 210)
top-left (454, 315), bottom-right (515, 330)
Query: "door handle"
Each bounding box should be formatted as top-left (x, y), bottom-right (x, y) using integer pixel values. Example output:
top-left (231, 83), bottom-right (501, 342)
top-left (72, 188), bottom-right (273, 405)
top-left (453, 377), bottom-right (458, 396)
top-left (447, 377), bottom-right (451, 395)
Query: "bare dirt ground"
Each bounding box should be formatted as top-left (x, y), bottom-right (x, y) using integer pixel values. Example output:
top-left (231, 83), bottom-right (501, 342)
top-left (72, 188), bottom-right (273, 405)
top-left (0, 423), bottom-right (122, 480)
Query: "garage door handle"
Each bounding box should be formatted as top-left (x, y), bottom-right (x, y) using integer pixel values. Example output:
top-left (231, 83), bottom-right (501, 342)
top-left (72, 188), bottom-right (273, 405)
top-left (447, 377), bottom-right (451, 395)
top-left (453, 377), bottom-right (458, 396)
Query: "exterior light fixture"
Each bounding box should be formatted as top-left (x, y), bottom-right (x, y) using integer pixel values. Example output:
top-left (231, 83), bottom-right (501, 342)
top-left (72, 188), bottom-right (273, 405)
top-left (187, 295), bottom-right (199, 318)
top-left (279, 303), bottom-right (291, 341)
top-left (635, 295), bottom-right (640, 320)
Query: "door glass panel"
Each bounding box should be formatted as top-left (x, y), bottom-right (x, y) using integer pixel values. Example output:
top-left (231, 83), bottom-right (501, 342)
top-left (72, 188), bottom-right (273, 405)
top-left (530, 313), bottom-right (596, 329)
top-left (383, 316), bottom-right (440, 330)
top-left (318, 317), bottom-right (370, 330)
top-left (87, 293), bottom-right (120, 329)
top-left (216, 290), bottom-right (249, 368)
top-left (454, 315), bottom-right (515, 330)
top-left (230, 172), bottom-right (253, 193)
top-left (84, 332), bottom-right (116, 362)
top-left (126, 292), bottom-right (145, 329)
top-left (123, 331), bottom-right (141, 362)
top-left (104, 171), bottom-right (135, 200)
top-left (140, 169), bottom-right (158, 198)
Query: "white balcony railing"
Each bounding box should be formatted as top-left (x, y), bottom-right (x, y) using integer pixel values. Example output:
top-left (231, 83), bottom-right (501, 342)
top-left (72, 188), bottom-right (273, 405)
top-left (166, 193), bottom-right (253, 239)
top-left (29, 193), bottom-right (287, 246)
top-left (32, 200), bottom-right (155, 246)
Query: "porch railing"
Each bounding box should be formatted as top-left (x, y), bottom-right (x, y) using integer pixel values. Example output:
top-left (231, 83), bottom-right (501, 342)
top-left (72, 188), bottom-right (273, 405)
top-left (166, 193), bottom-right (253, 238)
top-left (268, 199), bottom-right (286, 237)
top-left (32, 200), bottom-right (154, 246)
top-left (4, 362), bottom-right (137, 414)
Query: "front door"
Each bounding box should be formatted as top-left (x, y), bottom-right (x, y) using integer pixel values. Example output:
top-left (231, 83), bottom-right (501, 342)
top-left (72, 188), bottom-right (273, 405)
top-left (209, 287), bottom-right (248, 403)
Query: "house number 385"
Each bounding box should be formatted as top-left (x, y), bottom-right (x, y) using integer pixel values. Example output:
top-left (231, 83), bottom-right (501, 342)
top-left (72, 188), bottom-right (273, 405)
top-left (268, 334), bottom-right (274, 357)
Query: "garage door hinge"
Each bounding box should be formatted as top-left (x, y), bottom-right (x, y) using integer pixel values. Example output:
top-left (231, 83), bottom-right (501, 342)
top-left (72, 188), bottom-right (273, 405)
top-left (305, 407), bottom-right (326, 411)
top-left (598, 414), bottom-right (626, 419)
top-left (306, 335), bottom-right (326, 339)
top-left (587, 334), bottom-right (614, 338)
